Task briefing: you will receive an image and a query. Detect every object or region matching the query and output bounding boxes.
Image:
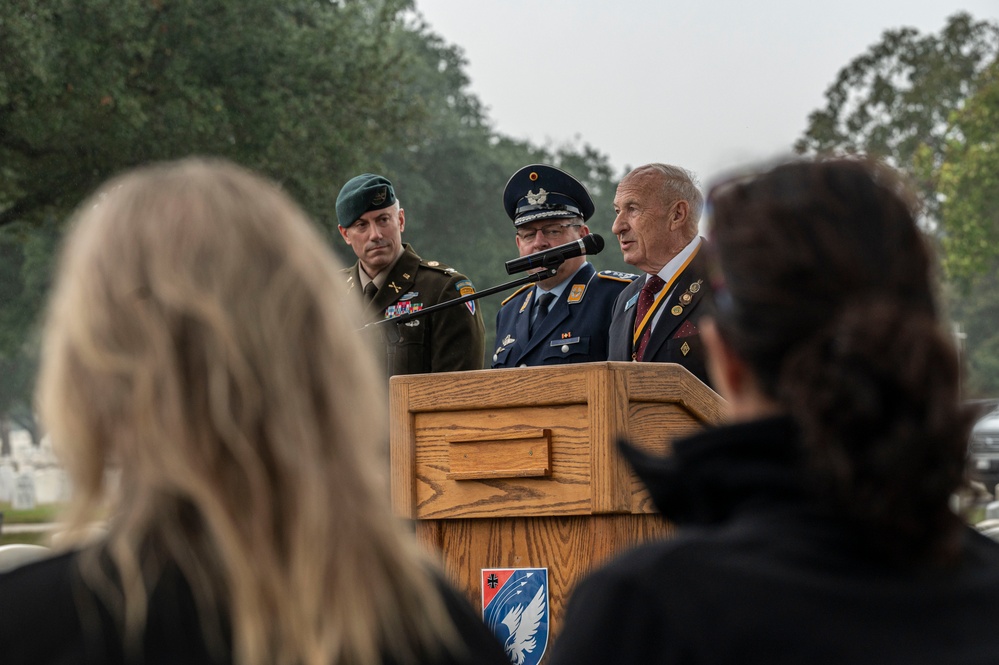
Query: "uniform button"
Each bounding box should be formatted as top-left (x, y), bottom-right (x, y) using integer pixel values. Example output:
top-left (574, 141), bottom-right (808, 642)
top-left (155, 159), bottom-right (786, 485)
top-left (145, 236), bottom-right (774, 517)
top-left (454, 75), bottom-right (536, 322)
top-left (519, 364), bottom-right (527, 368)
top-left (561, 345), bottom-right (570, 353)
top-left (493, 354), bottom-right (498, 362)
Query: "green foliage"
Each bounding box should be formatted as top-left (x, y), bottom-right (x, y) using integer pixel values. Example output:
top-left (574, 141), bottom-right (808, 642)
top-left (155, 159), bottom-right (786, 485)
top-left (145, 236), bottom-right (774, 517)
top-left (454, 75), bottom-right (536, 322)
top-left (936, 60), bottom-right (999, 286)
top-left (796, 12), bottom-right (999, 397)
top-left (0, 0), bottom-right (421, 232)
top-left (0, 0), bottom-right (627, 395)
top-left (0, 501), bottom-right (64, 524)
top-left (796, 12), bottom-right (999, 219)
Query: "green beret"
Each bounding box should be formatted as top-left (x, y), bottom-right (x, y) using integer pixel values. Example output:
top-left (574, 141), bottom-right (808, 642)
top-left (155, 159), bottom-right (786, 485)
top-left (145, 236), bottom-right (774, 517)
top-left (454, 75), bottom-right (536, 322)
top-left (336, 174), bottom-right (397, 227)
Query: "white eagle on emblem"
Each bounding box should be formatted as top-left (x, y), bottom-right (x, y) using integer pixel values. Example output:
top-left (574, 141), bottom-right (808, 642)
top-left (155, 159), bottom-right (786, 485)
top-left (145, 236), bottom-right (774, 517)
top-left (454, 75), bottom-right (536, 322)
top-left (501, 584), bottom-right (546, 665)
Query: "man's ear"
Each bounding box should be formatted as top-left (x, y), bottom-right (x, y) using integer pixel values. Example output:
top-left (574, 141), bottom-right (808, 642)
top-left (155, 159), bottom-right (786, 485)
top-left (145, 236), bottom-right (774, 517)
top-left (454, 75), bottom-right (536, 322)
top-left (397, 207), bottom-right (406, 233)
top-left (669, 200), bottom-right (689, 231)
top-left (338, 225), bottom-right (350, 244)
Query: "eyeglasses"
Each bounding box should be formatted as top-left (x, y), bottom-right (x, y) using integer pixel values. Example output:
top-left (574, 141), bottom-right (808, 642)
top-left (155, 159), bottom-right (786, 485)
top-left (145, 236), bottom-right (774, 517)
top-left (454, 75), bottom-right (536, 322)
top-left (516, 223), bottom-right (582, 242)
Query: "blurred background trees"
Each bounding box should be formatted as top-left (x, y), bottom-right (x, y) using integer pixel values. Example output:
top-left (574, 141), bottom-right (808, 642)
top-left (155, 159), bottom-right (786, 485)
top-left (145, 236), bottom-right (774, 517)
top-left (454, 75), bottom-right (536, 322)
top-left (796, 12), bottom-right (999, 396)
top-left (1, 3), bottom-right (998, 445)
top-left (0, 0), bottom-right (625, 445)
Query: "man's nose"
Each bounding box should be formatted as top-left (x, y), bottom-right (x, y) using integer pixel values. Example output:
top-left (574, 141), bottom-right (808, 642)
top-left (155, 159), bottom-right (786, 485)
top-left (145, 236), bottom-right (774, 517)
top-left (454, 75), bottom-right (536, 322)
top-left (611, 214), bottom-right (625, 236)
top-left (532, 232), bottom-right (551, 250)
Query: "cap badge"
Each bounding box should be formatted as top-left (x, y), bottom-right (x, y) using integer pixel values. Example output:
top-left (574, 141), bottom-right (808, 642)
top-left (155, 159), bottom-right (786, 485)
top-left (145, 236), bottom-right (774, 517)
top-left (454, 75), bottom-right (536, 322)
top-left (526, 188), bottom-right (549, 205)
top-left (529, 171), bottom-right (539, 181)
top-left (371, 187), bottom-right (387, 205)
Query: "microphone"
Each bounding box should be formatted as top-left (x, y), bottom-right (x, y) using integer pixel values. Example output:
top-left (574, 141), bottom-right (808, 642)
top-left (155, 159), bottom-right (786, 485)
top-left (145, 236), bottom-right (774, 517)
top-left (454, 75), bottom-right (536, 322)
top-left (504, 234), bottom-right (605, 275)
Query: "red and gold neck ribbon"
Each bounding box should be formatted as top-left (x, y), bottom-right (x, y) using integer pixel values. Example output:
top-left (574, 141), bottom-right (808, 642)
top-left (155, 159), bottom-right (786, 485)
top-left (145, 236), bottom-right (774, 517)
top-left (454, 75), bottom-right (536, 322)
top-left (632, 244), bottom-right (701, 348)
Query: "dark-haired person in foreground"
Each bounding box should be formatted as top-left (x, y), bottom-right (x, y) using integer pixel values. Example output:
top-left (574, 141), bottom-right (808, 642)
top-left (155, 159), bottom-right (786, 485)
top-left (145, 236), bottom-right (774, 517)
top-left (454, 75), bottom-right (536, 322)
top-left (0, 159), bottom-right (508, 665)
top-left (491, 164), bottom-right (635, 368)
top-left (551, 159), bottom-right (999, 664)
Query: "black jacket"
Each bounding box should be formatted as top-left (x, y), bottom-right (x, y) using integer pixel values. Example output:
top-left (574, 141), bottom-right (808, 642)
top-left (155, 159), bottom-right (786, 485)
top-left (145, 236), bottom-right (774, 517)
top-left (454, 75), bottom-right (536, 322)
top-left (607, 247), bottom-right (711, 387)
top-left (551, 417), bottom-right (999, 664)
top-left (0, 549), bottom-right (508, 665)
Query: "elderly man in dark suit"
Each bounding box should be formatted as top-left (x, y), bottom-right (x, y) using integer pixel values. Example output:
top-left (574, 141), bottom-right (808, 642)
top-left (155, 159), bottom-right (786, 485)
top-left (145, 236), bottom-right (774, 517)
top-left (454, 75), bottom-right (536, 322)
top-left (607, 163), bottom-right (712, 386)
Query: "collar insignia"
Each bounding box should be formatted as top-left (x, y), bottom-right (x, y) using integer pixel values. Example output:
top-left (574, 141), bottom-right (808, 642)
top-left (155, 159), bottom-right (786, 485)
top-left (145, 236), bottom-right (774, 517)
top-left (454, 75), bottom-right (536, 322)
top-left (519, 290), bottom-right (534, 314)
top-left (502, 334), bottom-right (515, 346)
top-left (388, 281), bottom-right (402, 294)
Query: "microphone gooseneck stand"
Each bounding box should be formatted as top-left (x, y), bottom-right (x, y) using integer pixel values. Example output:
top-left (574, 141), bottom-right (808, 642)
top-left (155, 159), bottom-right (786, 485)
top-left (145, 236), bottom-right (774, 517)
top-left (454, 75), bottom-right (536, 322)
top-left (362, 258), bottom-right (564, 374)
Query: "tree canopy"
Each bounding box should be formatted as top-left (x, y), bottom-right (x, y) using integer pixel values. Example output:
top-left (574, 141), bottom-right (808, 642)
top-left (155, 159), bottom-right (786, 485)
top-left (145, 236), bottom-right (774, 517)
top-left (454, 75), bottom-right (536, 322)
top-left (797, 11), bottom-right (999, 396)
top-left (0, 0), bottom-right (626, 441)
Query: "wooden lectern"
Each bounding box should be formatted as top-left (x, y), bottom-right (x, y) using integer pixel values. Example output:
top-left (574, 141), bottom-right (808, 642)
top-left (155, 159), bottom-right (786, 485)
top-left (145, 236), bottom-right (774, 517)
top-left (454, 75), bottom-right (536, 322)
top-left (390, 361), bottom-right (725, 642)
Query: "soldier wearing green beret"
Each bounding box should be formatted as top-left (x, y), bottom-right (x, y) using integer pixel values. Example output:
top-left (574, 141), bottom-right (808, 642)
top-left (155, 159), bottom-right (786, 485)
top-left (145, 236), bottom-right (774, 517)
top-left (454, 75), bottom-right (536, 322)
top-left (337, 173), bottom-right (485, 376)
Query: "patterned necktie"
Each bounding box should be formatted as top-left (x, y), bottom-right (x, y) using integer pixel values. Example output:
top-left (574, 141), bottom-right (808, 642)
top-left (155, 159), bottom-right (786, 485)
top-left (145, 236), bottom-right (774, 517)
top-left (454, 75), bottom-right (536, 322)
top-left (531, 292), bottom-right (556, 335)
top-left (633, 275), bottom-right (666, 361)
top-left (363, 282), bottom-right (378, 304)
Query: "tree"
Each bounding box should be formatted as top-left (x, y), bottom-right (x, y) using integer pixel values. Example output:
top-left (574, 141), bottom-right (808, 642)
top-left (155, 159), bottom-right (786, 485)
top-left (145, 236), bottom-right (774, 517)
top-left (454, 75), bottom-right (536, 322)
top-left (0, 0), bottom-right (423, 233)
top-left (795, 12), bottom-right (999, 220)
top-left (0, 218), bottom-right (57, 449)
top-left (796, 13), bottom-right (999, 397)
top-left (935, 59), bottom-right (999, 285)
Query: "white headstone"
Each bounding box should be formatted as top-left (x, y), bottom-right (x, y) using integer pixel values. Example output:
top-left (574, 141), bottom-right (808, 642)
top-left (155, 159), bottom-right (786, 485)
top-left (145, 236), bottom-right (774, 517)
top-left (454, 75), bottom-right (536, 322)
top-left (34, 469), bottom-right (65, 505)
top-left (0, 465), bottom-right (14, 502)
top-left (12, 473), bottom-right (36, 510)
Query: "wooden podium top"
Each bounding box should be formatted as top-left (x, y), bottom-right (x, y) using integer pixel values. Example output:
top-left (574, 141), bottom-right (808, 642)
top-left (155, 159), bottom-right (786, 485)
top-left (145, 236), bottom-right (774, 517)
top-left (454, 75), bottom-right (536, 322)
top-left (390, 362), bottom-right (726, 521)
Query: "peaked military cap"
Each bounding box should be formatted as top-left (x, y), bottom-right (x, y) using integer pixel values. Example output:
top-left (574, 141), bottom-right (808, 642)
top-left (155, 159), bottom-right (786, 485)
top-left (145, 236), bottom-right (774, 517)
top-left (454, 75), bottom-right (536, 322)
top-left (503, 164), bottom-right (595, 227)
top-left (336, 173), bottom-right (397, 227)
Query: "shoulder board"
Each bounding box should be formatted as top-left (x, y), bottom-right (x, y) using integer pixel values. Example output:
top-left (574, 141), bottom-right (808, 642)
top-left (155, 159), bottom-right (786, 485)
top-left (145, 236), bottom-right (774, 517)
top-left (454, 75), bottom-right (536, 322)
top-left (501, 284), bottom-right (533, 306)
top-left (420, 259), bottom-right (458, 275)
top-left (597, 269), bottom-right (639, 283)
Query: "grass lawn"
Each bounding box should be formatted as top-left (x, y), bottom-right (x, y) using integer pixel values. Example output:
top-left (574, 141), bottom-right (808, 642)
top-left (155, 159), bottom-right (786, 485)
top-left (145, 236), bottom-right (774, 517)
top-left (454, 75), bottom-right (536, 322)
top-left (0, 501), bottom-right (65, 524)
top-left (0, 531), bottom-right (51, 547)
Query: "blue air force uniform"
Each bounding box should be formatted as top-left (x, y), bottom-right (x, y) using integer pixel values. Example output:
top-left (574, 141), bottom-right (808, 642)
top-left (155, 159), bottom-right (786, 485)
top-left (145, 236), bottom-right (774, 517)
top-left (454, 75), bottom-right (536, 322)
top-left (492, 263), bottom-right (636, 367)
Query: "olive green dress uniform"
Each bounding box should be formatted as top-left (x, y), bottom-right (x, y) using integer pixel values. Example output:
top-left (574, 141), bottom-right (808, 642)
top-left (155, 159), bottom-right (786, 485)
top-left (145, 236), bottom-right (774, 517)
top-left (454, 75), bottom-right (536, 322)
top-left (345, 243), bottom-right (485, 377)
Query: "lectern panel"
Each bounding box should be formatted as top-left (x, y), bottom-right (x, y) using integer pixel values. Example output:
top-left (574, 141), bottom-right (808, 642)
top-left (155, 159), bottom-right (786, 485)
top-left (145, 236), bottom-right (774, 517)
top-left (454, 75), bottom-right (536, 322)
top-left (413, 406), bottom-right (592, 519)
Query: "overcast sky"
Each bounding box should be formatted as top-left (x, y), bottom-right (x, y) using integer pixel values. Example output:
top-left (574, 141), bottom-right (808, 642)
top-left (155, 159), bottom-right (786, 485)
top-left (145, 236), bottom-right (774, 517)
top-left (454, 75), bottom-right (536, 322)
top-left (412, 1), bottom-right (999, 188)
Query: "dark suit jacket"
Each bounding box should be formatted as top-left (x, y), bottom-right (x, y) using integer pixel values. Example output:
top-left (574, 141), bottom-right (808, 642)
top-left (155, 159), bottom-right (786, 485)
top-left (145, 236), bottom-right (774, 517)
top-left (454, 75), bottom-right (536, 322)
top-left (491, 263), bottom-right (635, 367)
top-left (344, 244), bottom-right (485, 376)
top-left (608, 249), bottom-right (712, 386)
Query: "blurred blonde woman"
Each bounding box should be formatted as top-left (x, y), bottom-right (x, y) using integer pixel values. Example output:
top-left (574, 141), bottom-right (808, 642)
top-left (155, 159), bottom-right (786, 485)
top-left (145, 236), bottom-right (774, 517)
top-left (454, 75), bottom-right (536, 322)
top-left (0, 159), bottom-right (508, 665)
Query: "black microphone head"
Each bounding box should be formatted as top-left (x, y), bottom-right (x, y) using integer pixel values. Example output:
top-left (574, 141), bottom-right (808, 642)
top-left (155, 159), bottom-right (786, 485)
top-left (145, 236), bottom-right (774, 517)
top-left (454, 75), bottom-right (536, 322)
top-left (583, 233), bottom-right (605, 255)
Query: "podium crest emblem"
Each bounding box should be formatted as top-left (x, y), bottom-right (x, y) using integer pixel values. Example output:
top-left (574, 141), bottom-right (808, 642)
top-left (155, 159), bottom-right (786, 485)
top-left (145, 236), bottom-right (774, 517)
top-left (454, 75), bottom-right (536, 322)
top-left (482, 568), bottom-right (549, 665)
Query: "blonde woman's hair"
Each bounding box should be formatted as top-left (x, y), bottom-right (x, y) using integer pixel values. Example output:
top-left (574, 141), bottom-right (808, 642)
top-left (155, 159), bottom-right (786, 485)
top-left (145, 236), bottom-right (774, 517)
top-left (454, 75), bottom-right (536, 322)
top-left (38, 158), bottom-right (459, 665)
